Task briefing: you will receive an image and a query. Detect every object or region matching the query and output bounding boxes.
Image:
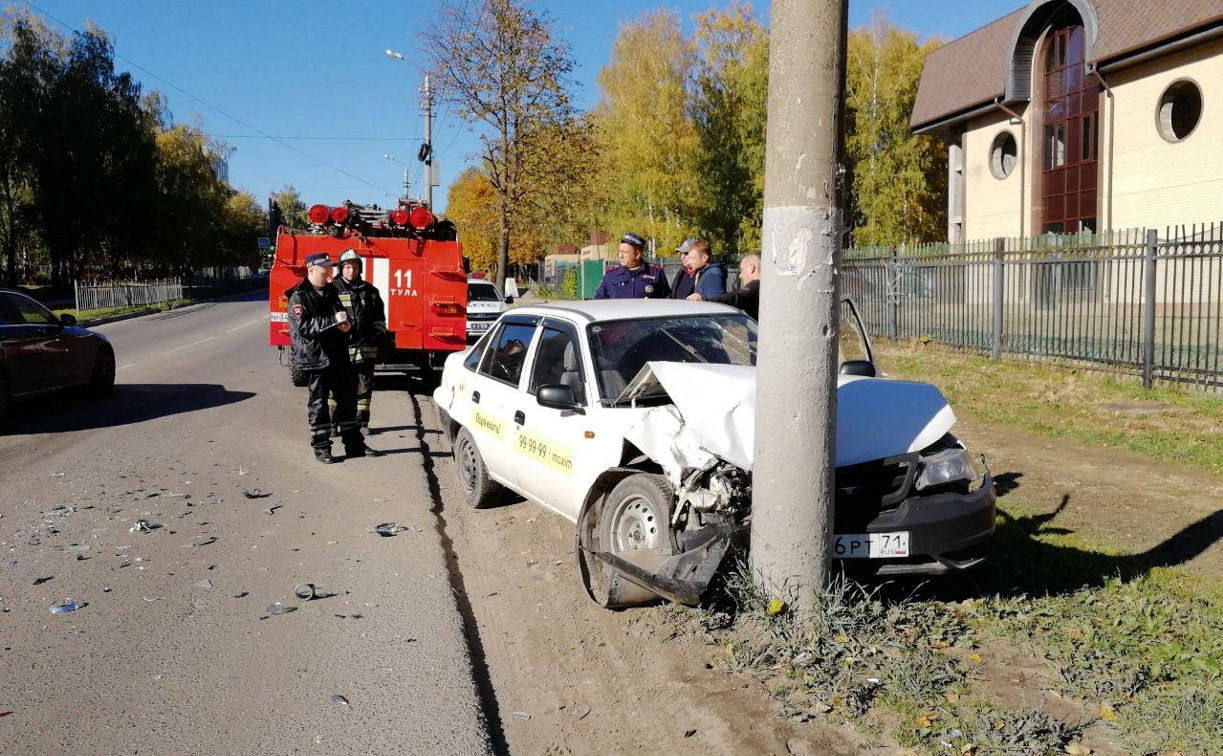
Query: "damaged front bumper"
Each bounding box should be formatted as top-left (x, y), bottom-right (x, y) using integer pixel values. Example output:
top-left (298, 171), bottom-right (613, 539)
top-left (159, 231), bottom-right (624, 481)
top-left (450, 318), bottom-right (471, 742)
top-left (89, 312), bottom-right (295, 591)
top-left (581, 524), bottom-right (748, 606)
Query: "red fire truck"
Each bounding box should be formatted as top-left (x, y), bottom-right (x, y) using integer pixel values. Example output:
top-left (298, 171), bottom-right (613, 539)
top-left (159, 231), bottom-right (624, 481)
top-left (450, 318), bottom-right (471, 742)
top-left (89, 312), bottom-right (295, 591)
top-left (268, 200), bottom-right (467, 385)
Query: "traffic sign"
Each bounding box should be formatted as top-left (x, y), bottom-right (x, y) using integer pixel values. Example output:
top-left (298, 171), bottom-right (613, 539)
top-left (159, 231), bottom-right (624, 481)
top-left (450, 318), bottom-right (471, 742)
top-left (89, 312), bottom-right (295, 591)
top-left (258, 237), bottom-right (271, 249)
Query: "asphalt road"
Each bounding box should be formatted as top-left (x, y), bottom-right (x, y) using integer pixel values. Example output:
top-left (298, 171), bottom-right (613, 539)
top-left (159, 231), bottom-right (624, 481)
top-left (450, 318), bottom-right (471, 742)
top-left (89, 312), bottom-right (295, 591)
top-left (0, 292), bottom-right (492, 755)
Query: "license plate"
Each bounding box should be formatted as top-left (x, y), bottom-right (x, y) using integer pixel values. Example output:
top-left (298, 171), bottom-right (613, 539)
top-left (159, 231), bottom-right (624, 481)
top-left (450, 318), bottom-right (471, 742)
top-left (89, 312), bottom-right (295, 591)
top-left (467, 321), bottom-right (493, 333)
top-left (834, 532), bottom-right (909, 558)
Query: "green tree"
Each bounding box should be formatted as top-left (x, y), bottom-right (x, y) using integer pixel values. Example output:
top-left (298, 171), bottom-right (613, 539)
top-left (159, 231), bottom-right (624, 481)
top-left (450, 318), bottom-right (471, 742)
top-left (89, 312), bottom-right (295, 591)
top-left (592, 10), bottom-right (699, 257)
top-left (691, 2), bottom-right (769, 257)
top-left (422, 0), bottom-right (577, 290)
top-left (269, 185), bottom-right (307, 230)
top-left (845, 15), bottom-right (946, 246)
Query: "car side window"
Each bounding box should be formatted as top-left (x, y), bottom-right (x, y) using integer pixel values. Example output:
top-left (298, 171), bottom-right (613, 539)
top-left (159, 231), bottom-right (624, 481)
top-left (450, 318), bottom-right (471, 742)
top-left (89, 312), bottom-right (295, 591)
top-left (0, 297), bottom-right (20, 325)
top-left (6, 294), bottom-right (58, 325)
top-left (479, 322), bottom-right (537, 387)
top-left (463, 331), bottom-right (491, 371)
top-left (528, 325), bottom-right (586, 405)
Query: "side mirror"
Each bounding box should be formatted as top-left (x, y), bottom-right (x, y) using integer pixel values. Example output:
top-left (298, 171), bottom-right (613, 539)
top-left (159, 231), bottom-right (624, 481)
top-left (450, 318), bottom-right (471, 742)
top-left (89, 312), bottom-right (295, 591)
top-left (504, 294), bottom-right (515, 305)
top-left (60, 313), bottom-right (77, 327)
top-left (537, 384), bottom-right (584, 414)
top-left (839, 359), bottom-right (877, 377)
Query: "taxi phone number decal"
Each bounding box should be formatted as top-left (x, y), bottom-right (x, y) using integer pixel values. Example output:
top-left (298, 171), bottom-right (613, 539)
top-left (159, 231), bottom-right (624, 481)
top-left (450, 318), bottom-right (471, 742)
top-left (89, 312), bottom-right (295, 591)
top-left (516, 427), bottom-right (573, 476)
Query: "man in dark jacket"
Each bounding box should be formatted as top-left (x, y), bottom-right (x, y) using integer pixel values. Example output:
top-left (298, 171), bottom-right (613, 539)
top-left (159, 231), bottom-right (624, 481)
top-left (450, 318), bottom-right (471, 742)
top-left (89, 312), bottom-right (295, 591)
top-left (593, 232), bottom-right (671, 299)
top-left (287, 252), bottom-right (371, 463)
top-left (688, 252), bottom-right (760, 320)
top-left (670, 238), bottom-right (726, 299)
top-left (334, 249), bottom-right (387, 434)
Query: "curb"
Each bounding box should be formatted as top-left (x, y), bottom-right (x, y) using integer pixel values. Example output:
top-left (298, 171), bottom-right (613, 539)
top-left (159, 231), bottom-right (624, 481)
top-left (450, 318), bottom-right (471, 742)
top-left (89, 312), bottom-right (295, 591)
top-left (81, 308), bottom-right (160, 327)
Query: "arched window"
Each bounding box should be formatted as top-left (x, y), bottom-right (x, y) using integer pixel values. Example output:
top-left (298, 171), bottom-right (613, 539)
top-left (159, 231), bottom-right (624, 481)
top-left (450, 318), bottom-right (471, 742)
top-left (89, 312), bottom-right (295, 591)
top-left (1039, 16), bottom-right (1099, 234)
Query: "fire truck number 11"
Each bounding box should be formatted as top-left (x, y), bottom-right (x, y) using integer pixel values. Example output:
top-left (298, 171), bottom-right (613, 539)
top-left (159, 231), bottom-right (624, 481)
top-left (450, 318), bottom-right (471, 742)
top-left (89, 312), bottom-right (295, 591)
top-left (392, 267), bottom-right (417, 297)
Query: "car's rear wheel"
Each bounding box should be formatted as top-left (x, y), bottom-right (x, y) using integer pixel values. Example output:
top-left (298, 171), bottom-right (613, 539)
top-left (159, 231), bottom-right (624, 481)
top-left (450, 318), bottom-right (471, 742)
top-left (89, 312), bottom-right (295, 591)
top-left (289, 365), bottom-right (309, 387)
top-left (85, 345), bottom-right (115, 397)
top-left (454, 427), bottom-right (501, 508)
top-left (0, 371), bottom-right (11, 427)
top-left (580, 473), bottom-right (677, 609)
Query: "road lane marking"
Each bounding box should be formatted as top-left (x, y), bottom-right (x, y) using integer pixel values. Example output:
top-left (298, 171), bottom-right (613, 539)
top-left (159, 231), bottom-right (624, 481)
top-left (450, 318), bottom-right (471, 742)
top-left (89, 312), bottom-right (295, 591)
top-left (163, 336), bottom-right (214, 355)
top-left (225, 318), bottom-right (263, 334)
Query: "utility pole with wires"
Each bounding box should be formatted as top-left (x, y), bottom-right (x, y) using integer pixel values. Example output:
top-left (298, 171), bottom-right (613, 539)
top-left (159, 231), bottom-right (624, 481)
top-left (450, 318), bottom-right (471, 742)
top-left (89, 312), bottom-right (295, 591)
top-left (420, 75), bottom-right (435, 210)
top-left (750, 0), bottom-right (849, 613)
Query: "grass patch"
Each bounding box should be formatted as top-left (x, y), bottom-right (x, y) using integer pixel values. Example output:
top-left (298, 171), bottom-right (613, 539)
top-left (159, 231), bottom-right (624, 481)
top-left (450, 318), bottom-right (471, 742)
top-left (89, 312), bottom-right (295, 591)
top-left (673, 549), bottom-right (1222, 753)
top-left (53, 298), bottom-right (191, 322)
top-left (873, 341), bottom-right (1223, 474)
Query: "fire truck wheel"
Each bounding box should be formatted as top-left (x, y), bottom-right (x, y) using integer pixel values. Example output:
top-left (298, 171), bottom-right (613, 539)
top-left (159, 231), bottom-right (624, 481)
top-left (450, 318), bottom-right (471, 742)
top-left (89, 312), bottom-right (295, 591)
top-left (454, 427), bottom-right (501, 508)
top-left (289, 365), bottom-right (309, 387)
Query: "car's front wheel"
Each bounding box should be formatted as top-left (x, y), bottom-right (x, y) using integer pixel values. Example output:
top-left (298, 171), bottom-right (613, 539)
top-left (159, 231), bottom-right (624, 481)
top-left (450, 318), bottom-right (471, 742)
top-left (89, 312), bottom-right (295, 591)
top-left (579, 473), bottom-right (677, 609)
top-left (0, 371), bottom-right (11, 427)
top-left (453, 427), bottom-right (501, 508)
top-left (85, 345), bottom-right (115, 397)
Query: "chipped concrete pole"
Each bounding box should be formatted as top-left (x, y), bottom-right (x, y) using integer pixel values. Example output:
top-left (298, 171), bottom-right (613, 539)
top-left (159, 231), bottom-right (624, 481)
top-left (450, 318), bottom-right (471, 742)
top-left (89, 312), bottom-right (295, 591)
top-left (750, 0), bottom-right (848, 612)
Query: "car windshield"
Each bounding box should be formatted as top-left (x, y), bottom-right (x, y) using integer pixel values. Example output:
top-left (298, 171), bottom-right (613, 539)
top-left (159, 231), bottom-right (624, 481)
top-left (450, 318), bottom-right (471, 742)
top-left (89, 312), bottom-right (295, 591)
top-left (468, 283), bottom-right (501, 302)
top-left (588, 313), bottom-right (757, 401)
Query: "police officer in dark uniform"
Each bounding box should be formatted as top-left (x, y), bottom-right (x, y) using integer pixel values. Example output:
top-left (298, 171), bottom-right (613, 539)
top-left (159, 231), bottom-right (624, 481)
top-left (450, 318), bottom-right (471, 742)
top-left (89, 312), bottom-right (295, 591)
top-left (287, 252), bottom-right (371, 463)
top-left (334, 249), bottom-right (387, 435)
top-left (593, 232), bottom-right (671, 299)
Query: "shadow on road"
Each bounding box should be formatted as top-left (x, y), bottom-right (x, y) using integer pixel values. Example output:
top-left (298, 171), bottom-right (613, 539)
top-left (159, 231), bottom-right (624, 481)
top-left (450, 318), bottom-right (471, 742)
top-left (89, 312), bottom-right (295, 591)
top-left (896, 472), bottom-right (1223, 601)
top-left (3, 383), bottom-right (256, 434)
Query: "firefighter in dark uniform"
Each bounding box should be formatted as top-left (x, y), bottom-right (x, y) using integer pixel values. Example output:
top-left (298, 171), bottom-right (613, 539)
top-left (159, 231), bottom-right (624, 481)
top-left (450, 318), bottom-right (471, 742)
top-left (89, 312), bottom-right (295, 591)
top-left (287, 252), bottom-right (372, 463)
top-left (333, 249), bottom-right (387, 435)
top-left (593, 232), bottom-right (671, 299)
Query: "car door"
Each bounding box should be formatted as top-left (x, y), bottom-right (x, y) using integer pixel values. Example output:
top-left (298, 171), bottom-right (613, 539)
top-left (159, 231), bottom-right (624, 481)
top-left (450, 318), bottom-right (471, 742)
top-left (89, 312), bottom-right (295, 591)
top-left (507, 318), bottom-right (608, 521)
top-left (0, 293), bottom-right (67, 394)
top-left (461, 315), bottom-right (541, 488)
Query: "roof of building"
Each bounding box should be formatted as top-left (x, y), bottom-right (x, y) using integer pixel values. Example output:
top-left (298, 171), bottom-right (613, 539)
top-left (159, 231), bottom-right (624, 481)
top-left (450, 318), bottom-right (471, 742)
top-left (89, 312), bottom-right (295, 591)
top-left (911, 0), bottom-right (1223, 131)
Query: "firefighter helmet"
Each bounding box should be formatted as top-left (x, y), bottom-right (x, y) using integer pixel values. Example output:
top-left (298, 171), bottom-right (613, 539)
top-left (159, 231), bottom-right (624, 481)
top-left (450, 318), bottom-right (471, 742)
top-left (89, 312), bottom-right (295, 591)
top-left (338, 249), bottom-right (362, 272)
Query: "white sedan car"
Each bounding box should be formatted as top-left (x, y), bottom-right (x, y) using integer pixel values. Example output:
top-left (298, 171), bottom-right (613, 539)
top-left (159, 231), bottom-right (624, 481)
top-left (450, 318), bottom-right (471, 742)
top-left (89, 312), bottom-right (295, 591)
top-left (433, 299), bottom-right (995, 608)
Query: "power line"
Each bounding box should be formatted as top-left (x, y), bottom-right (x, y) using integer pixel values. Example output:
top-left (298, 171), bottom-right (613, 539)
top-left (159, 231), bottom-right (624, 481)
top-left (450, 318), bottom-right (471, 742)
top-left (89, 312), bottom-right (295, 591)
top-left (21, 0), bottom-right (396, 197)
top-left (208, 135), bottom-right (426, 142)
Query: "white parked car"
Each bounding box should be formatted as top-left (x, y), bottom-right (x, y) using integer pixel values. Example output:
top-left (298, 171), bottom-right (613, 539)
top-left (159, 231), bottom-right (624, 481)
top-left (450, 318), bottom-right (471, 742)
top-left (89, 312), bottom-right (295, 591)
top-left (433, 299), bottom-right (995, 608)
top-left (465, 277), bottom-right (510, 343)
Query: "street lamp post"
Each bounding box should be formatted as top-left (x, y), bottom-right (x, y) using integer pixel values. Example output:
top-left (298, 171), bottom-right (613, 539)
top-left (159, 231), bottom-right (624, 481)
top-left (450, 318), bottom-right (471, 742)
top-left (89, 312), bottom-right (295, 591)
top-left (384, 153), bottom-right (410, 199)
top-left (386, 49), bottom-right (436, 209)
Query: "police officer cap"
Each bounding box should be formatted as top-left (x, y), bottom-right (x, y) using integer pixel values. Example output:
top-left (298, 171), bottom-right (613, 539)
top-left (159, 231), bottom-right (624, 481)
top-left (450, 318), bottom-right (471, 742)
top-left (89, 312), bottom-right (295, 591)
top-left (305, 252), bottom-right (333, 268)
top-left (619, 232), bottom-right (646, 251)
top-left (338, 249), bottom-right (362, 269)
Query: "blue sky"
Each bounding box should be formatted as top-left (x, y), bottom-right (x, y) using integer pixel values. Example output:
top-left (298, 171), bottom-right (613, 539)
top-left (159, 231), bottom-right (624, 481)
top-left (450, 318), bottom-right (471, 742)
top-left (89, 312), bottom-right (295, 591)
top-left (19, 1), bottom-right (1024, 213)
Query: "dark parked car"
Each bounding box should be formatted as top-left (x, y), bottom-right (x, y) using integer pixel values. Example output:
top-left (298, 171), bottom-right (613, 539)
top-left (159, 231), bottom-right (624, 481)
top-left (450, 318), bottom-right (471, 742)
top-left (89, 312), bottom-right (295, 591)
top-left (0, 288), bottom-right (115, 425)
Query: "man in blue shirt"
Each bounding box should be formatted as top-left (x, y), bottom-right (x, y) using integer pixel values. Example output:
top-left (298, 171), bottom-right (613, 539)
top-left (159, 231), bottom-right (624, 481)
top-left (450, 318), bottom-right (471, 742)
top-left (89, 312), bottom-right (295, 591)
top-left (593, 232), bottom-right (672, 299)
top-left (670, 238), bottom-right (725, 299)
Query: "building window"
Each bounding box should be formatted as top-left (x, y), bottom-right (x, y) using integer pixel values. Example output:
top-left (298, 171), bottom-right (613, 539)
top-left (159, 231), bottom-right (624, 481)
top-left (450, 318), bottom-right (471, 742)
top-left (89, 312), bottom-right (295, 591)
top-left (1157, 80), bottom-right (1203, 142)
top-left (989, 131), bottom-right (1018, 179)
top-left (1044, 123), bottom-right (1066, 169)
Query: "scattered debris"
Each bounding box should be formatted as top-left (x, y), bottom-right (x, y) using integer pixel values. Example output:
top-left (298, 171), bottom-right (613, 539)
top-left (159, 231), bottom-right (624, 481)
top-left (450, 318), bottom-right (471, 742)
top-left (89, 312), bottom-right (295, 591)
top-left (66, 543), bottom-right (90, 552)
top-left (130, 519), bottom-right (160, 533)
top-left (194, 579), bottom-right (212, 589)
top-left (684, 729), bottom-right (697, 738)
top-left (51, 472), bottom-right (65, 478)
top-left (143, 597), bottom-right (165, 602)
top-left (512, 711), bottom-right (532, 721)
top-left (242, 489), bottom-right (271, 499)
top-left (49, 599), bottom-right (80, 614)
top-left (233, 592), bottom-right (249, 599)
top-left (181, 536), bottom-right (217, 548)
top-left (33, 576), bottom-right (53, 586)
top-left (265, 602), bottom-right (294, 616)
top-left (266, 502), bottom-right (283, 515)
top-left (294, 583), bottom-right (317, 600)
top-left (374, 522), bottom-right (399, 537)
top-left (331, 694), bottom-right (350, 706)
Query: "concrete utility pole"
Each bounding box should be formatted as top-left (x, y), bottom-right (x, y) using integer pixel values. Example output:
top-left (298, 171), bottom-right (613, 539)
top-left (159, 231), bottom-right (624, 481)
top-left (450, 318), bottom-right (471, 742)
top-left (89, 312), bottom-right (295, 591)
top-left (750, 0), bottom-right (849, 613)
top-left (422, 75), bottom-right (434, 210)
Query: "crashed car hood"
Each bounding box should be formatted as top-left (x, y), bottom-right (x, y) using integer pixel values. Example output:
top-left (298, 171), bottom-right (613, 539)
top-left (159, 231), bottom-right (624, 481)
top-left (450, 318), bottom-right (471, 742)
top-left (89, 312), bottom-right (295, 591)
top-left (622, 362), bottom-right (956, 475)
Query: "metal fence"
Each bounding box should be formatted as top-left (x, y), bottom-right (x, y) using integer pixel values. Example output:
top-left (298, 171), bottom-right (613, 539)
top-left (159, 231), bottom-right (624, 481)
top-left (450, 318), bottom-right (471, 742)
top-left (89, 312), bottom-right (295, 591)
top-left (74, 278), bottom-right (183, 312)
top-left (844, 222), bottom-right (1223, 390)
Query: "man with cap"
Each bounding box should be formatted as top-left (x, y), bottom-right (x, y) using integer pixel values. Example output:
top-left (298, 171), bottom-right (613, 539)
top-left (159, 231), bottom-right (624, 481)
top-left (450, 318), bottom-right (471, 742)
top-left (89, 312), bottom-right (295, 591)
top-left (287, 252), bottom-right (372, 463)
top-left (333, 249), bottom-right (387, 435)
top-left (670, 238), bottom-right (726, 300)
top-left (593, 232), bottom-right (671, 299)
